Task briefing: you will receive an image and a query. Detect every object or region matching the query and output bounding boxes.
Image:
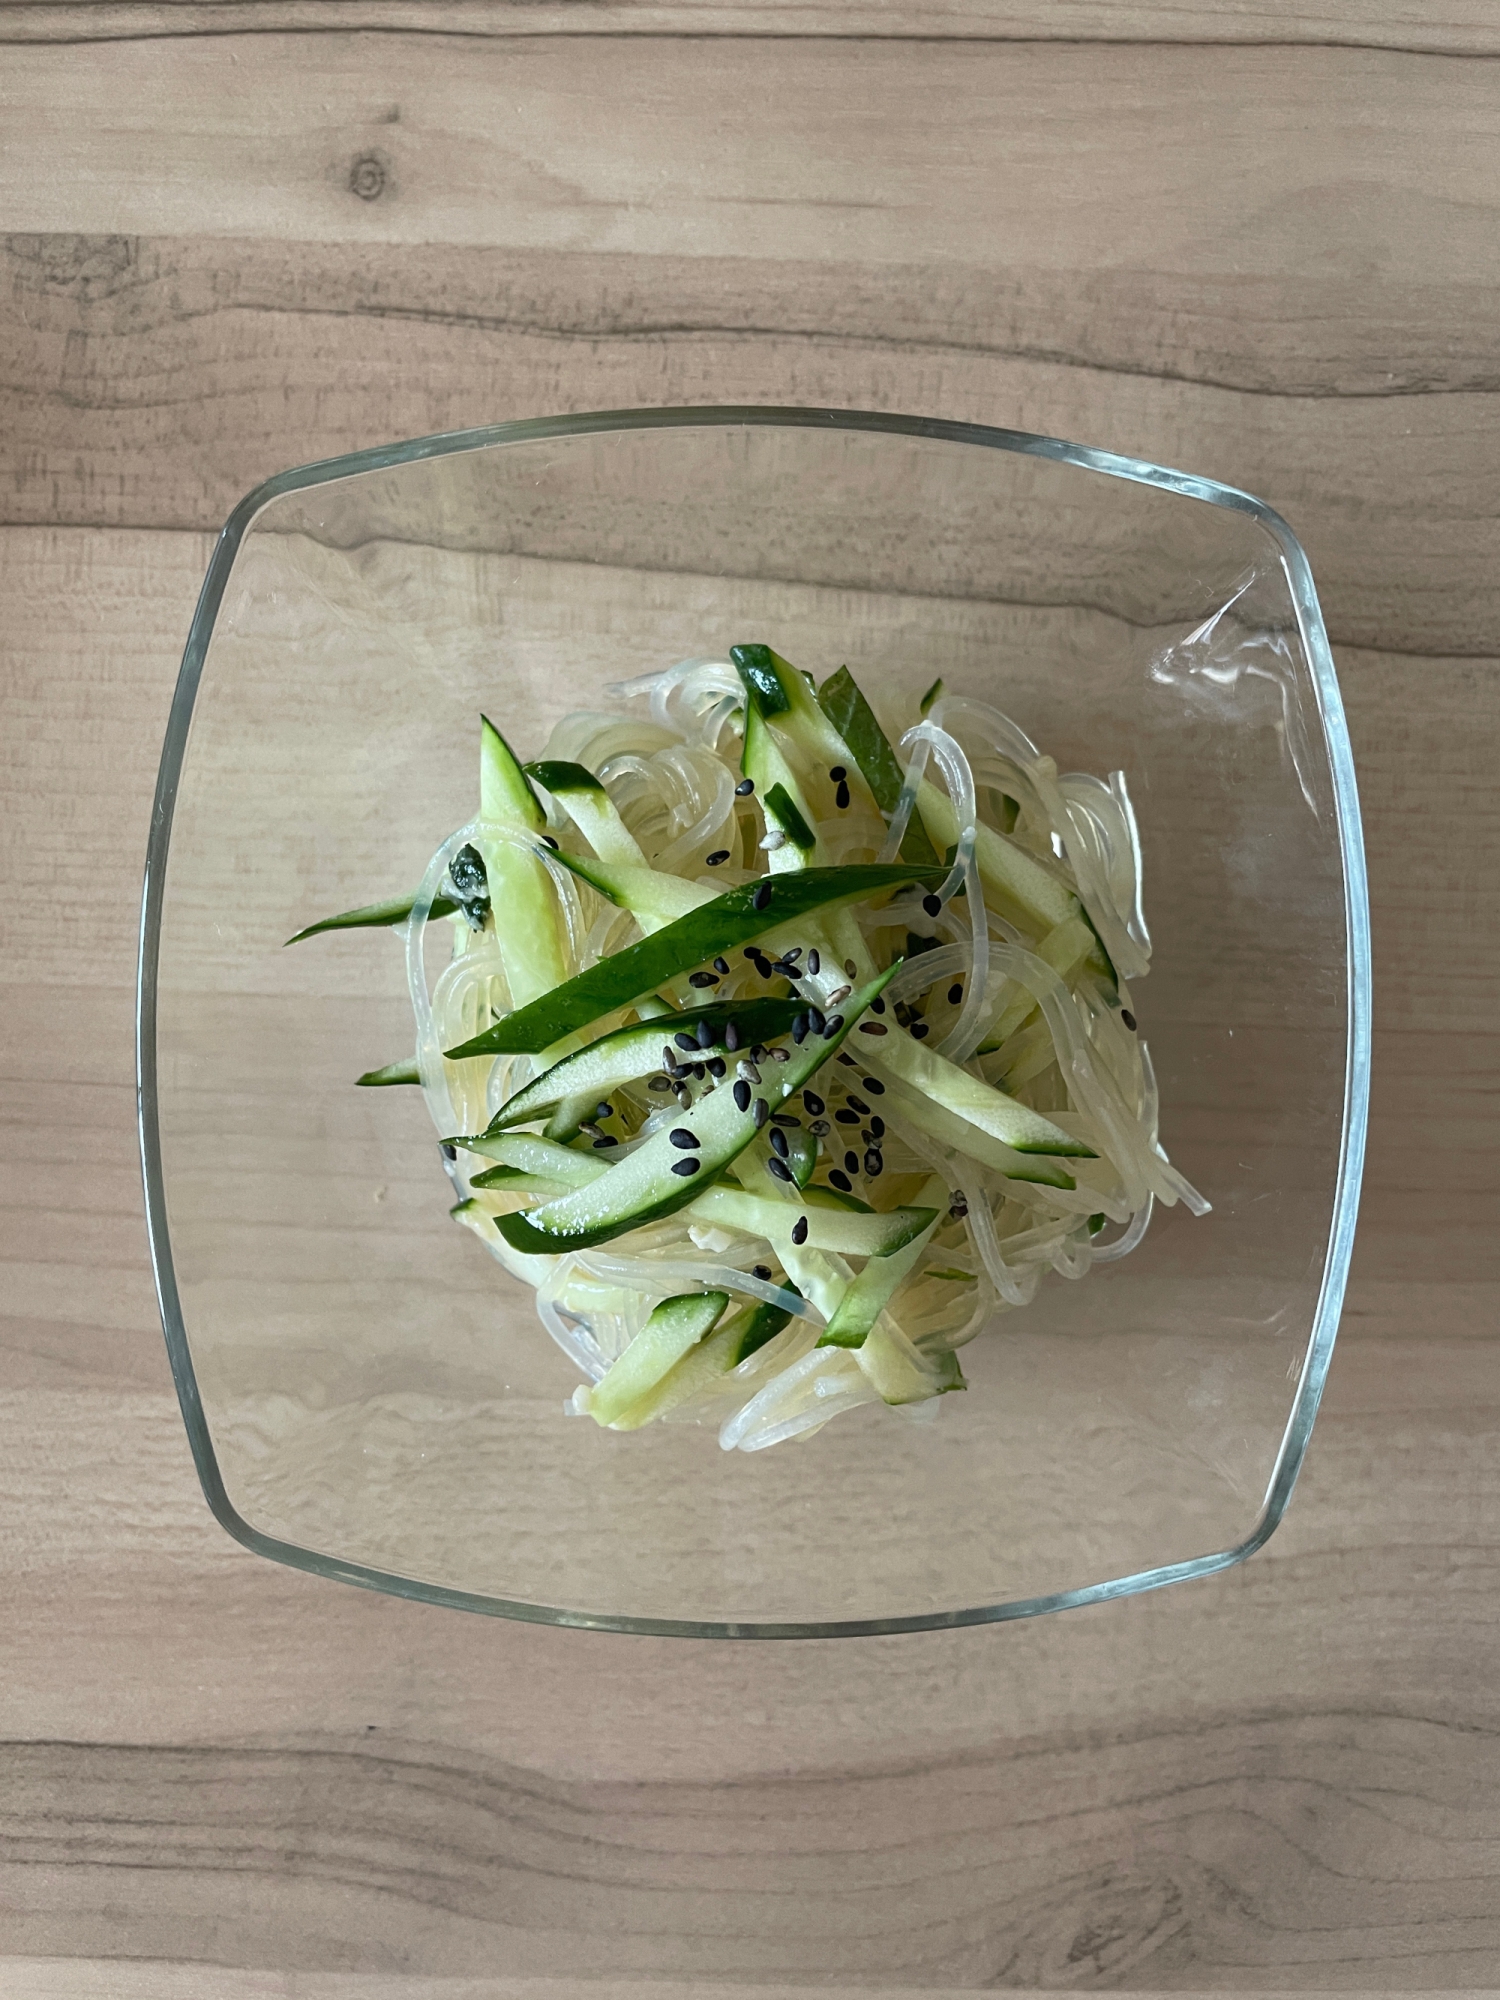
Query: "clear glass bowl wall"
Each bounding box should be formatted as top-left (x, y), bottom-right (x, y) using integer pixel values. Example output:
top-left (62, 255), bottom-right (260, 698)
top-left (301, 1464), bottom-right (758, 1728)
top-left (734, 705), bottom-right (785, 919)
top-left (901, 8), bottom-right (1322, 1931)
top-left (142, 411), bottom-right (1368, 1634)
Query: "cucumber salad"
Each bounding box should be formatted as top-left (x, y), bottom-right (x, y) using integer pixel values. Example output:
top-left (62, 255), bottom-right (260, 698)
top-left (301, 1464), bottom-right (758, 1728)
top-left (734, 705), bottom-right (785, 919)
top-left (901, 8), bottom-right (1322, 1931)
top-left (292, 646), bottom-right (1207, 1451)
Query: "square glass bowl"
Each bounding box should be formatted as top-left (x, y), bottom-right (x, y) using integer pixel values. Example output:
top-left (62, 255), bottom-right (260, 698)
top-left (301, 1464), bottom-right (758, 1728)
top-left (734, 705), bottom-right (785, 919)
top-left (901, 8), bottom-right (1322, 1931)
top-left (139, 408), bottom-right (1369, 1636)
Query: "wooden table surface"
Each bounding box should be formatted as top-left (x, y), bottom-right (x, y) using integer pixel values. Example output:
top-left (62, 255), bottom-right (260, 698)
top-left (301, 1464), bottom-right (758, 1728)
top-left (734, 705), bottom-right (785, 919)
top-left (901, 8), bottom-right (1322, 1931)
top-left (3, 4), bottom-right (1499, 1991)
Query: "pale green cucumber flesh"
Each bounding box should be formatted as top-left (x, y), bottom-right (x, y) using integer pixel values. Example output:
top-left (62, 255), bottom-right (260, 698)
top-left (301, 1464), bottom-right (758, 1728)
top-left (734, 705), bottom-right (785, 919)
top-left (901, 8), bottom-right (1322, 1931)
top-left (606, 1294), bottom-right (799, 1430)
top-left (690, 1185), bottom-right (937, 1258)
top-left (480, 716), bottom-right (546, 827)
top-left (588, 1290), bottom-right (731, 1427)
top-left (871, 1025), bottom-right (1092, 1156)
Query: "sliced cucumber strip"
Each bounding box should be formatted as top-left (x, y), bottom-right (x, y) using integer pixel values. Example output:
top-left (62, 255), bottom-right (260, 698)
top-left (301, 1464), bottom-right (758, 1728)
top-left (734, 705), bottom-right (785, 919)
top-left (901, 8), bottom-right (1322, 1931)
top-left (586, 1290), bottom-right (731, 1428)
top-left (606, 1293), bottom-right (799, 1431)
top-left (549, 849), bottom-right (712, 930)
top-left (459, 1133), bottom-right (608, 1187)
top-left (871, 1023), bottom-right (1092, 1156)
top-left (816, 665), bottom-right (941, 867)
top-left (447, 865), bottom-right (936, 1059)
top-left (494, 965), bottom-right (900, 1253)
top-left (356, 1057), bottom-right (421, 1088)
top-left (484, 998), bottom-right (804, 1132)
top-left (818, 1178), bottom-right (946, 1349)
top-left (525, 760), bottom-right (646, 867)
top-left (875, 1073), bottom-right (1078, 1189)
top-left (690, 1186), bottom-right (938, 1259)
top-left (476, 717), bottom-right (569, 1007)
top-left (287, 891), bottom-right (457, 946)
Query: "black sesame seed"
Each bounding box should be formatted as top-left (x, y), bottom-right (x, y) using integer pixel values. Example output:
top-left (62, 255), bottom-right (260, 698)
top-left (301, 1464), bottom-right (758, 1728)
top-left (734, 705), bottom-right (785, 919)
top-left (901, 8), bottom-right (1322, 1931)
top-left (670, 1157), bottom-right (701, 1177)
top-left (754, 1098), bottom-right (770, 1130)
top-left (688, 969), bottom-right (718, 988)
top-left (752, 883), bottom-right (773, 910)
top-left (803, 1091), bottom-right (825, 1115)
top-left (837, 1052), bottom-right (858, 1067)
top-left (541, 834), bottom-right (560, 852)
top-left (736, 777), bottom-right (756, 796)
top-left (949, 1193), bottom-right (969, 1216)
top-left (593, 1136), bottom-right (619, 1149)
top-left (723, 1020), bottom-right (740, 1051)
top-left (696, 1019), bottom-right (716, 1049)
top-left (807, 1006), bottom-right (827, 1035)
top-left (844, 1150), bottom-right (859, 1174)
top-left (862, 1077), bottom-right (885, 1095)
top-left (810, 1118), bottom-right (830, 1136)
top-left (770, 1127), bottom-right (790, 1159)
top-left (843, 959), bottom-right (858, 977)
top-left (791, 1013), bottom-right (810, 1044)
top-left (1121, 1009), bottom-right (1138, 1031)
top-left (669, 1128), bottom-right (700, 1149)
top-left (693, 1063), bottom-right (707, 1080)
top-left (864, 1147), bottom-right (884, 1178)
top-left (707, 1056), bottom-right (727, 1078)
top-left (869, 1115), bottom-right (885, 1138)
top-left (835, 782), bottom-right (851, 810)
top-left (911, 1021), bottom-right (930, 1039)
top-left (713, 956), bottom-right (731, 976)
top-left (594, 1101), bottom-right (613, 1121)
top-left (674, 1031), bottom-right (697, 1052)
top-left (822, 1014), bottom-right (844, 1037)
top-left (440, 1143), bottom-right (457, 1161)
top-left (753, 1263), bottom-right (773, 1280)
top-left (783, 946), bottom-right (803, 964)
top-left (767, 1156), bottom-right (794, 1182)
top-left (948, 982), bottom-right (964, 1005)
top-left (922, 893), bottom-right (942, 917)
top-left (858, 1021), bottom-right (887, 1036)
top-left (734, 1079), bottom-right (752, 1113)
top-left (871, 996), bottom-right (887, 1014)
top-left (647, 1076), bottom-right (672, 1092)
top-left (829, 1169), bottom-right (853, 1192)
top-left (829, 765), bottom-right (846, 781)
top-left (835, 1108), bottom-right (859, 1125)
top-left (807, 949), bottom-right (820, 975)
top-left (706, 850), bottom-right (731, 866)
top-left (742, 946), bottom-right (760, 959)
top-left (792, 1216), bottom-right (809, 1245)
top-left (847, 1094), bottom-right (869, 1115)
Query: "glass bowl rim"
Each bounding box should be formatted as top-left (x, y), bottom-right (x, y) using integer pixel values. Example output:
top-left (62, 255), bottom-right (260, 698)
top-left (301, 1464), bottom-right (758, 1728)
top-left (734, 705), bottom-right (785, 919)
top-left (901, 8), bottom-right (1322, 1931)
top-left (137, 403), bottom-right (1372, 1638)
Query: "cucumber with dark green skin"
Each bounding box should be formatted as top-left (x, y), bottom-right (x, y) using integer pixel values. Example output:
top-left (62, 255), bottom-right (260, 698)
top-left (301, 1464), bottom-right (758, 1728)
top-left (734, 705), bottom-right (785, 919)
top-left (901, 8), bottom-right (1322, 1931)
top-left (524, 760), bottom-right (604, 796)
top-left (481, 997), bottom-right (805, 1132)
top-left (816, 665), bottom-right (941, 868)
top-left (493, 965), bottom-right (901, 1254)
top-left (818, 1179), bottom-right (946, 1350)
top-left (607, 1292), bottom-right (801, 1430)
top-left (446, 864), bottom-right (937, 1060)
top-left (587, 1290), bottom-right (732, 1428)
top-left (287, 892), bottom-right (458, 946)
top-left (524, 760), bottom-right (646, 867)
top-left (355, 1057), bottom-right (422, 1087)
top-left (763, 782), bottom-right (816, 853)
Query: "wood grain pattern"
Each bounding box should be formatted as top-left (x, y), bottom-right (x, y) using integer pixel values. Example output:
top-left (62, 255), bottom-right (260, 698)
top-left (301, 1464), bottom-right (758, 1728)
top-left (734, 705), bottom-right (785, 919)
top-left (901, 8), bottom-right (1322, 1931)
top-left (4, 0), bottom-right (1499, 50)
top-left (2, 12), bottom-right (1497, 1985)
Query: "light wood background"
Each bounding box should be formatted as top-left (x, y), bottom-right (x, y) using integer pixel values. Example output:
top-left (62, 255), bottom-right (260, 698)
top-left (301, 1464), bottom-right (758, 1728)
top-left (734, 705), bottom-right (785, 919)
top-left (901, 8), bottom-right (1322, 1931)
top-left (3, 3), bottom-right (1499, 1992)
